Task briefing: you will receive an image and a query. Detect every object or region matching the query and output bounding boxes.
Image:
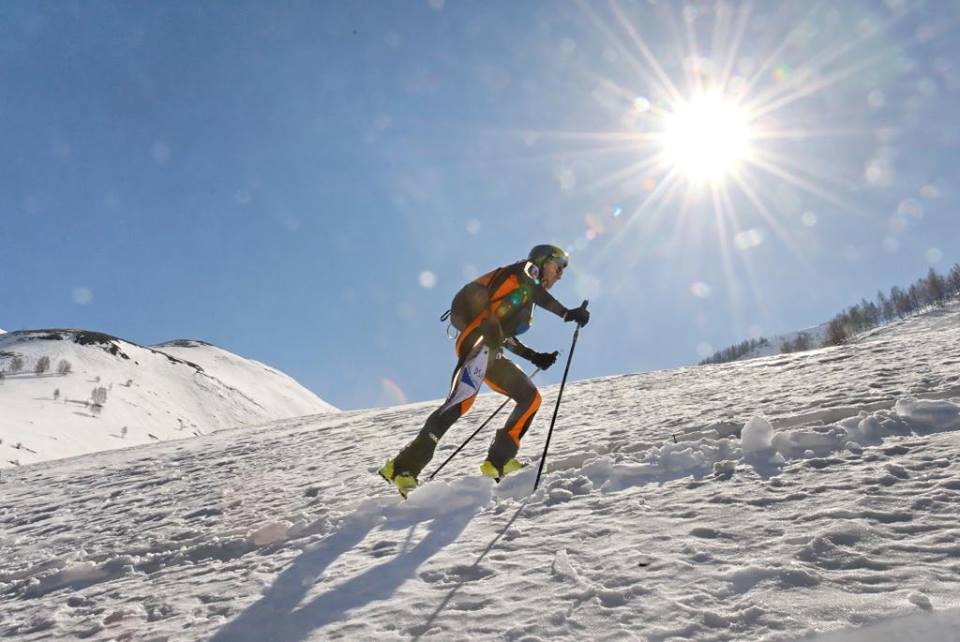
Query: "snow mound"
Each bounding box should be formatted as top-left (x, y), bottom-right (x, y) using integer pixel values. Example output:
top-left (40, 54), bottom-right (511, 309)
top-left (741, 415), bottom-right (775, 453)
top-left (894, 398), bottom-right (960, 430)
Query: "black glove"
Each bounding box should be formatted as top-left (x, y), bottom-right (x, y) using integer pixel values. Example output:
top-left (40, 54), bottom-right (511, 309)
top-left (530, 350), bottom-right (559, 370)
top-left (564, 306), bottom-right (590, 327)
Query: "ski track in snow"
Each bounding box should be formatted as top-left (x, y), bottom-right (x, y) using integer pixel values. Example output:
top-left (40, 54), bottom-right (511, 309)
top-left (2, 305), bottom-right (960, 640)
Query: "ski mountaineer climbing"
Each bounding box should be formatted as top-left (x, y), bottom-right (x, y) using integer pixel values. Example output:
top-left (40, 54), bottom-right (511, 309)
top-left (378, 244), bottom-right (590, 497)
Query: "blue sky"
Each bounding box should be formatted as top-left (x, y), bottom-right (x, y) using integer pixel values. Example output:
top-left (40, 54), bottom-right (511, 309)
top-left (2, 1), bottom-right (958, 410)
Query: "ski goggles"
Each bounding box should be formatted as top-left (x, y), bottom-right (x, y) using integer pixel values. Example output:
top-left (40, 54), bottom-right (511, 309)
top-left (546, 253), bottom-right (568, 270)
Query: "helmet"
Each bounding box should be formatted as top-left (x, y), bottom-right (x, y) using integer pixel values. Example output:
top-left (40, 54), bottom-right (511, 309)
top-left (528, 244), bottom-right (569, 268)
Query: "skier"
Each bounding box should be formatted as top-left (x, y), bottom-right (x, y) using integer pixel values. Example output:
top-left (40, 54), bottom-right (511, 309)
top-left (378, 244), bottom-right (590, 496)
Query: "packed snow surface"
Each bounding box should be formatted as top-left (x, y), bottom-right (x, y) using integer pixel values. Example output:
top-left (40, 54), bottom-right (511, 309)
top-left (0, 330), bottom-right (337, 468)
top-left (3, 305), bottom-right (960, 641)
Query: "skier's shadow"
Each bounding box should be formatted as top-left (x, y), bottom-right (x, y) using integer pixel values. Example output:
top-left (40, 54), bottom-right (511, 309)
top-left (410, 499), bottom-right (527, 640)
top-left (209, 497), bottom-right (479, 642)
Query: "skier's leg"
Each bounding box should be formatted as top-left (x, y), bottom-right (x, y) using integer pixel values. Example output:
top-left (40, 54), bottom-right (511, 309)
top-left (483, 354), bottom-right (541, 472)
top-left (391, 339), bottom-right (489, 478)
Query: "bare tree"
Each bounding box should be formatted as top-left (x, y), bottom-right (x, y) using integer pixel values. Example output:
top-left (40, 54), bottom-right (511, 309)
top-left (908, 283), bottom-right (925, 311)
top-left (57, 360), bottom-right (72, 375)
top-left (846, 305), bottom-right (865, 333)
top-left (925, 267), bottom-right (948, 306)
top-left (9, 356), bottom-right (24, 374)
top-left (53, 388), bottom-right (60, 400)
top-left (877, 290), bottom-right (894, 323)
top-left (948, 263), bottom-right (960, 297)
top-left (35, 356), bottom-right (50, 375)
top-left (890, 286), bottom-right (911, 319)
top-left (90, 386), bottom-right (108, 412)
top-left (792, 333), bottom-right (812, 352)
top-left (859, 298), bottom-right (880, 328)
top-left (823, 316), bottom-right (849, 346)
top-left (91, 386), bottom-right (108, 405)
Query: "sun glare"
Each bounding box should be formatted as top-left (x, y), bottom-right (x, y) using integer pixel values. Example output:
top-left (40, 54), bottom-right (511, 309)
top-left (661, 94), bottom-right (752, 181)
top-left (527, 0), bottom-right (906, 315)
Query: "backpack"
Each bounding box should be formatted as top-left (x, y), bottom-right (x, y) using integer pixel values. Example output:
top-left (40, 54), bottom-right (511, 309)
top-left (440, 264), bottom-right (520, 333)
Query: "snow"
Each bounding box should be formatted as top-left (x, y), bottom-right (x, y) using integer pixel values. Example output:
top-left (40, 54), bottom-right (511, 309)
top-left (0, 330), bottom-right (337, 468)
top-left (741, 415), bottom-right (774, 453)
top-left (154, 339), bottom-right (337, 419)
top-left (3, 303), bottom-right (960, 641)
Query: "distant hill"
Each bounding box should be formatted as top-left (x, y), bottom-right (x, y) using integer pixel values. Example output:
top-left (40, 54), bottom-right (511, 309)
top-left (0, 329), bottom-right (337, 468)
top-left (737, 322), bottom-right (829, 361)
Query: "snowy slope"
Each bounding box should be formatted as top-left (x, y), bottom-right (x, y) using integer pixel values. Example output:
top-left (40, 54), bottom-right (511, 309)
top-left (3, 304), bottom-right (960, 641)
top-left (154, 340), bottom-right (337, 419)
top-left (0, 330), bottom-right (337, 468)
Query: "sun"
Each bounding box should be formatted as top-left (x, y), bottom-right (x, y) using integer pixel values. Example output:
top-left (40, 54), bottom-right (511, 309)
top-left (660, 94), bottom-right (753, 182)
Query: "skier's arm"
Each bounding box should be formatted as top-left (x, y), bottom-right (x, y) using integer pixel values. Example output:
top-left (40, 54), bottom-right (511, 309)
top-left (532, 284), bottom-right (571, 318)
top-left (503, 336), bottom-right (536, 361)
top-left (503, 337), bottom-right (560, 370)
top-left (503, 337), bottom-right (558, 370)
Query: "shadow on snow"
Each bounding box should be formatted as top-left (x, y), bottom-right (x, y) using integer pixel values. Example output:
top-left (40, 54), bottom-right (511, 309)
top-left (210, 486), bottom-right (486, 642)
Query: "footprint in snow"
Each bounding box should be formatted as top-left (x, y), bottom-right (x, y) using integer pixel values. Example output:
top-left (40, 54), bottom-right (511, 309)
top-left (369, 540), bottom-right (396, 558)
top-left (419, 563), bottom-right (495, 585)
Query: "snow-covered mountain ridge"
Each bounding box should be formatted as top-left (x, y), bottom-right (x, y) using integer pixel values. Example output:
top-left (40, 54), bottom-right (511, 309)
top-left (0, 329), bottom-right (337, 468)
top-left (2, 304), bottom-right (960, 641)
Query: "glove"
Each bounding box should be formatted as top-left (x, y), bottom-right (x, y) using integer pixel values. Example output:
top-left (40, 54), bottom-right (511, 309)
top-left (530, 350), bottom-right (559, 370)
top-left (564, 306), bottom-right (590, 327)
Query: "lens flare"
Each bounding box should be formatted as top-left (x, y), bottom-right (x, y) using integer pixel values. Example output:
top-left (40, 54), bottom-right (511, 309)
top-left (418, 271), bottom-right (437, 289)
top-left (72, 287), bottom-right (94, 305)
top-left (380, 378), bottom-right (407, 406)
top-left (690, 281), bottom-right (711, 298)
top-left (734, 229), bottom-right (765, 250)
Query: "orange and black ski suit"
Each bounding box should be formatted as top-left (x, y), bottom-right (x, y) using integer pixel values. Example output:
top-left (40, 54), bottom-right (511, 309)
top-left (392, 260), bottom-right (569, 477)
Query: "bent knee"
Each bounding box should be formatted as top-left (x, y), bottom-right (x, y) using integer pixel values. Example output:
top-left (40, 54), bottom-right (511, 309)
top-left (518, 386), bottom-right (540, 412)
top-left (459, 396), bottom-right (477, 415)
top-left (528, 388), bottom-right (542, 412)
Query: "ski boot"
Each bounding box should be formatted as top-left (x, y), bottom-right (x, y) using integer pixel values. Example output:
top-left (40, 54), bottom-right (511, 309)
top-left (378, 458), bottom-right (419, 498)
top-left (480, 458), bottom-right (528, 483)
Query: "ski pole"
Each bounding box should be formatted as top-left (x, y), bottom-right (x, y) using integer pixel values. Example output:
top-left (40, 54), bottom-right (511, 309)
top-left (428, 367), bottom-right (541, 481)
top-left (533, 300), bottom-right (587, 492)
